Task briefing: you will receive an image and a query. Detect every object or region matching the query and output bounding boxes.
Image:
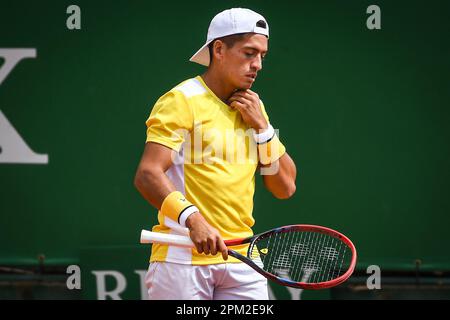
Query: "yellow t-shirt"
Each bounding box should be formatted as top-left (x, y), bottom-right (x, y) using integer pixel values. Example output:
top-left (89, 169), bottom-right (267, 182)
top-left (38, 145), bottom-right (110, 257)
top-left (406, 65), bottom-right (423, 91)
top-left (145, 75), bottom-right (286, 265)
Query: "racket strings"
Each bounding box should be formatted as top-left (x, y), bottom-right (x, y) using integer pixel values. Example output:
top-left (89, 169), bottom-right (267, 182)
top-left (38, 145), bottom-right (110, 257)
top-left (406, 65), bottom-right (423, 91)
top-left (253, 231), bottom-right (351, 284)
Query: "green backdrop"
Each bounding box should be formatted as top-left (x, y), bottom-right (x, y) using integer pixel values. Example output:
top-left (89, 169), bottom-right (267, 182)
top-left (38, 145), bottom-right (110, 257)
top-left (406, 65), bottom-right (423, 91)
top-left (1, 0), bottom-right (450, 299)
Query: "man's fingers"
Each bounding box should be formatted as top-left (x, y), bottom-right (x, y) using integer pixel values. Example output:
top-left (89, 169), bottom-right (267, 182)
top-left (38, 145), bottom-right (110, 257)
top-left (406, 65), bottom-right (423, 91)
top-left (232, 90), bottom-right (258, 102)
top-left (218, 240), bottom-right (228, 261)
top-left (231, 91), bottom-right (251, 99)
top-left (246, 89), bottom-right (259, 99)
top-left (232, 96), bottom-right (252, 106)
top-left (230, 100), bottom-right (245, 110)
top-left (208, 238), bottom-right (217, 256)
top-left (193, 237), bottom-right (227, 260)
top-left (228, 95), bottom-right (246, 104)
top-left (202, 241), bottom-right (210, 255)
top-left (195, 242), bottom-right (204, 254)
top-left (230, 96), bottom-right (252, 110)
top-left (230, 93), bottom-right (252, 103)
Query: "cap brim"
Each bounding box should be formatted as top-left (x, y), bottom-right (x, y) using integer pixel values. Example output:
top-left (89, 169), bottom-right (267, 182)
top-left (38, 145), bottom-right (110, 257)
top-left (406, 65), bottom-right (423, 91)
top-left (189, 40), bottom-right (213, 67)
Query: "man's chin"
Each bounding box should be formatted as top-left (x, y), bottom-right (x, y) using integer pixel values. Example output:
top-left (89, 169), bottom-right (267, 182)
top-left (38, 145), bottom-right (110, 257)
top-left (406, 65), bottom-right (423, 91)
top-left (236, 82), bottom-right (253, 90)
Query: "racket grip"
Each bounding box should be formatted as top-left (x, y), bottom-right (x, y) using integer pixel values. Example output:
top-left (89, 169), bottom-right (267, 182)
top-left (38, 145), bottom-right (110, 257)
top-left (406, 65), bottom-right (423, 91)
top-left (140, 230), bottom-right (195, 248)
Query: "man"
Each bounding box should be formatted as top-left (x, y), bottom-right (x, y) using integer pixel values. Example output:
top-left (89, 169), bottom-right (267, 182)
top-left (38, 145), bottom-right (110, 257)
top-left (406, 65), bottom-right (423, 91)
top-left (134, 8), bottom-right (297, 300)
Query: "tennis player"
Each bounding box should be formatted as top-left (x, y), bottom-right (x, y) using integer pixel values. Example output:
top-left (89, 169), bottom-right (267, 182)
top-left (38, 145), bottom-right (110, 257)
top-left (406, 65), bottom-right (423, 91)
top-left (134, 8), bottom-right (297, 300)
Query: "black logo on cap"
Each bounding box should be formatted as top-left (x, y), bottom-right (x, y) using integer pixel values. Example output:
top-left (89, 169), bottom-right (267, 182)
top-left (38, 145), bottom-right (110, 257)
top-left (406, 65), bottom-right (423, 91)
top-left (256, 20), bottom-right (267, 29)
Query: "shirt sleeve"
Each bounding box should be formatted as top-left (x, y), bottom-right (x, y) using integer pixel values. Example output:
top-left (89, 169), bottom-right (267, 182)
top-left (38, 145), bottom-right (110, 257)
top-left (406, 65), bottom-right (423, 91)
top-left (145, 90), bottom-right (193, 152)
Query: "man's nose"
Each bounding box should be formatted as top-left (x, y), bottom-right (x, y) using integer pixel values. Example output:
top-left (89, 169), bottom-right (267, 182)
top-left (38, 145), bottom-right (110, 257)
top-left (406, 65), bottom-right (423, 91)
top-left (251, 55), bottom-right (263, 71)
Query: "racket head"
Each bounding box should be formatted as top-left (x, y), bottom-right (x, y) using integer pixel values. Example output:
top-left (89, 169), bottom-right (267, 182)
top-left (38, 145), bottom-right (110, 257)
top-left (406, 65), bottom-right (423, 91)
top-left (243, 224), bottom-right (357, 289)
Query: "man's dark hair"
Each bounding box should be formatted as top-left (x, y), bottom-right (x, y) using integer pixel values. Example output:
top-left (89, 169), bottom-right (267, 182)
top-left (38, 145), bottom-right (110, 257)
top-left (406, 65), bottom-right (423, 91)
top-left (208, 33), bottom-right (247, 65)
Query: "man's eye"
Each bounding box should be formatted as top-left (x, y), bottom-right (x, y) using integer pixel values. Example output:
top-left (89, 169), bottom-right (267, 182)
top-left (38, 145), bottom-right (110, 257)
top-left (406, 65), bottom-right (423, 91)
top-left (245, 52), bottom-right (254, 57)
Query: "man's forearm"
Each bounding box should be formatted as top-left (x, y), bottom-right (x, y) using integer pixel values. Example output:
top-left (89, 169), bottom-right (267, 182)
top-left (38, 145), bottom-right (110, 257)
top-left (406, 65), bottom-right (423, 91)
top-left (134, 164), bottom-right (226, 257)
top-left (134, 168), bottom-right (176, 210)
top-left (261, 152), bottom-right (297, 199)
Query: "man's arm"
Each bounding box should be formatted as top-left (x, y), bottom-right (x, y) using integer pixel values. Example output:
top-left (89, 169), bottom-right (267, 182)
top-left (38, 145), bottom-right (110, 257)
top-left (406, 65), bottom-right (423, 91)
top-left (260, 152), bottom-right (297, 199)
top-left (228, 90), bottom-right (297, 199)
top-left (134, 142), bottom-right (228, 259)
top-left (134, 142), bottom-right (177, 208)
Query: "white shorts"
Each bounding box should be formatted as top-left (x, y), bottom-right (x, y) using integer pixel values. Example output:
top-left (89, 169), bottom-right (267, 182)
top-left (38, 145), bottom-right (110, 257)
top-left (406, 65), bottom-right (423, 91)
top-left (145, 261), bottom-right (269, 300)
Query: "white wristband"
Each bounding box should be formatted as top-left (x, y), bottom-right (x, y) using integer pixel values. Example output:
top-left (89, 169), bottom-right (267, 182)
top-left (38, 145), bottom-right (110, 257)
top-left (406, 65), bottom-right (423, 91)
top-left (179, 205), bottom-right (199, 227)
top-left (253, 124), bottom-right (275, 144)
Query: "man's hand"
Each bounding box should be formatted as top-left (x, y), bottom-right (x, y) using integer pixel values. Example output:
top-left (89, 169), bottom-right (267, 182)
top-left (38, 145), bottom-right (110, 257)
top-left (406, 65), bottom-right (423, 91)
top-left (228, 89), bottom-right (268, 131)
top-left (186, 212), bottom-right (228, 260)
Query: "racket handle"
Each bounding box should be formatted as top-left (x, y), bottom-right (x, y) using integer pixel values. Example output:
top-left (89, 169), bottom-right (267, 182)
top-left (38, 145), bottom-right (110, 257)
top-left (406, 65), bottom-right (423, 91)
top-left (140, 230), bottom-right (194, 248)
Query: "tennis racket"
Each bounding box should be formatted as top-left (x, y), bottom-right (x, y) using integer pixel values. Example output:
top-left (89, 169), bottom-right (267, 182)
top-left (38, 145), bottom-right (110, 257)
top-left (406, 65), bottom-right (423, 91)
top-left (140, 224), bottom-right (357, 290)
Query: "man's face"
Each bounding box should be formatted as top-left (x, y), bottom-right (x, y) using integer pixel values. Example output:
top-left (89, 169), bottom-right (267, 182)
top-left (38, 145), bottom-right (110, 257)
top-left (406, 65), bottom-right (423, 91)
top-left (220, 33), bottom-right (268, 90)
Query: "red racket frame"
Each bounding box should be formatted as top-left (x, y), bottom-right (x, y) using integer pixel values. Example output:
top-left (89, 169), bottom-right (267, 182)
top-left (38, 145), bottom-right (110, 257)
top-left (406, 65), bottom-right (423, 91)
top-left (224, 224), bottom-right (357, 289)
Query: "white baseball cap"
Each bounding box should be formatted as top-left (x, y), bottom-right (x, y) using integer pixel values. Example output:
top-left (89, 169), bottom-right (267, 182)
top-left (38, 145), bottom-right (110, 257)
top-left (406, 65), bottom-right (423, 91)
top-left (189, 8), bottom-right (269, 67)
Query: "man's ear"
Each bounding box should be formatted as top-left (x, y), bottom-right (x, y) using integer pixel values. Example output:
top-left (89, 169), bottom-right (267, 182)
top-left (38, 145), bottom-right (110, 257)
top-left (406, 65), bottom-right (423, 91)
top-left (213, 40), bottom-right (225, 62)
